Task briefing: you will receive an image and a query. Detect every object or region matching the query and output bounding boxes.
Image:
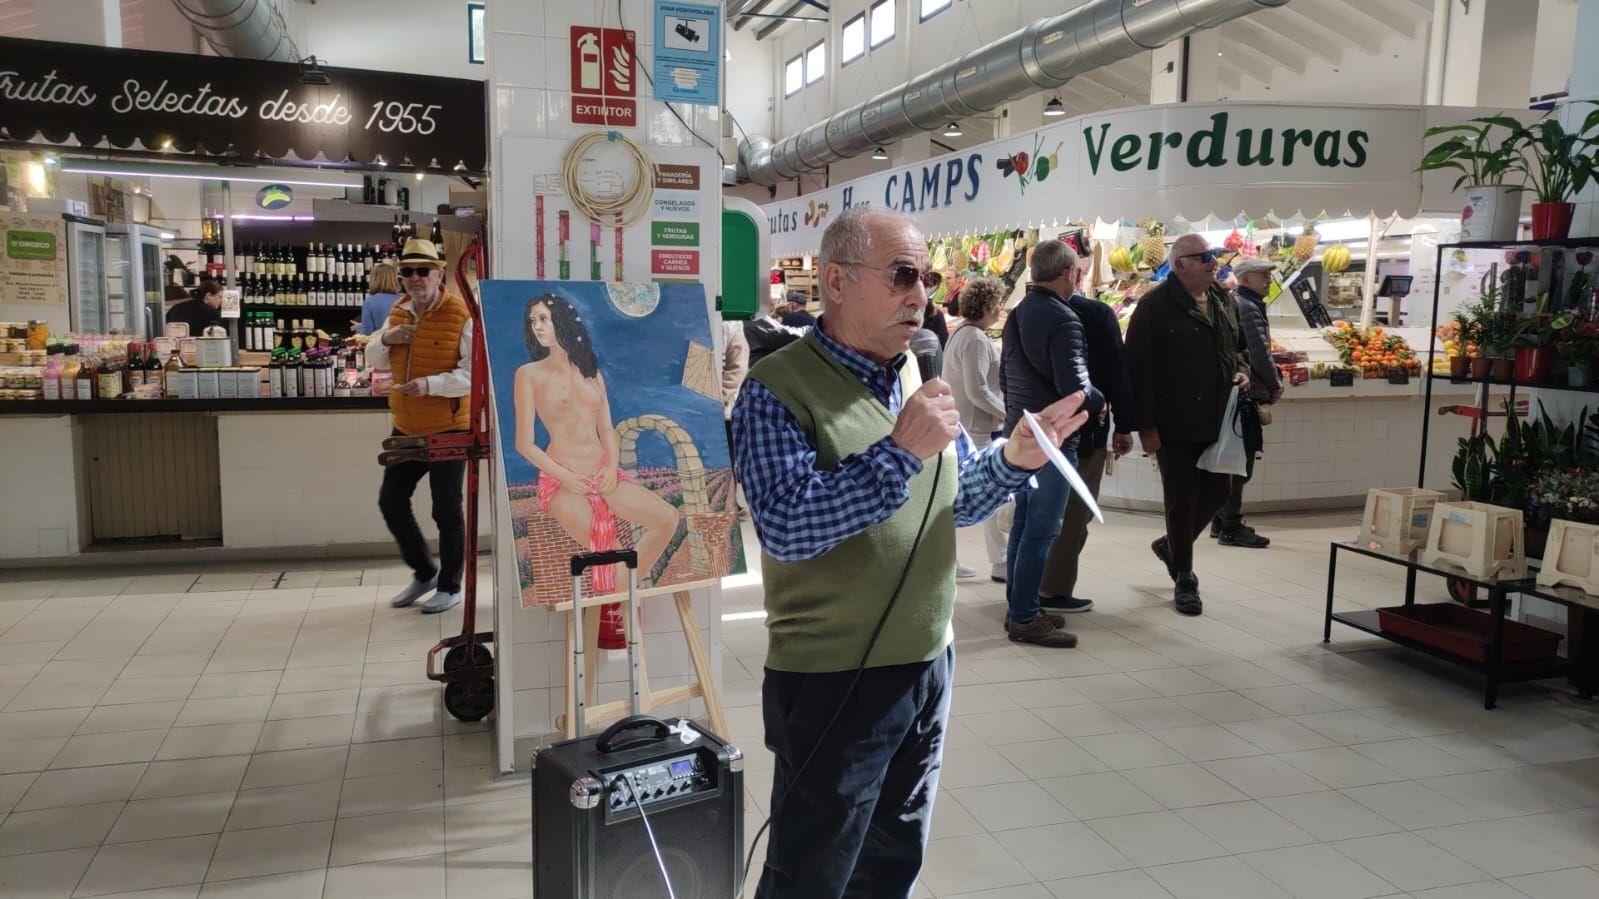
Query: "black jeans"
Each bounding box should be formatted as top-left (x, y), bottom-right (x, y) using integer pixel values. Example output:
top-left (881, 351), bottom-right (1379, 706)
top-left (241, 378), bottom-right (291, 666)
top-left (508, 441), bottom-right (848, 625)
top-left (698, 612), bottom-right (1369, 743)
top-left (1156, 440), bottom-right (1233, 574)
top-left (377, 430), bottom-right (466, 592)
top-left (756, 645), bottom-right (954, 899)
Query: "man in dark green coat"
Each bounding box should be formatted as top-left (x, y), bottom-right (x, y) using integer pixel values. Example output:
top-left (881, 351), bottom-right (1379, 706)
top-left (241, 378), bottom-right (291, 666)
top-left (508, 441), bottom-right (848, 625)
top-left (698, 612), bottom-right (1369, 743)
top-left (1124, 233), bottom-right (1252, 616)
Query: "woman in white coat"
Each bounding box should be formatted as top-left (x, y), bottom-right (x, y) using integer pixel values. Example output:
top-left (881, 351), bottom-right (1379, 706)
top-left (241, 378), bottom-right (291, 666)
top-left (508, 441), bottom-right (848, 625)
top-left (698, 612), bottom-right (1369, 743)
top-left (943, 277), bottom-right (1013, 582)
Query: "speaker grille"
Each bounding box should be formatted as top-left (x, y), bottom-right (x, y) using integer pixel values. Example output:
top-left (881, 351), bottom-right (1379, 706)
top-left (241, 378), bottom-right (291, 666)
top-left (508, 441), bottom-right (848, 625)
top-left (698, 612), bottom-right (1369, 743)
top-left (593, 799), bottom-right (735, 898)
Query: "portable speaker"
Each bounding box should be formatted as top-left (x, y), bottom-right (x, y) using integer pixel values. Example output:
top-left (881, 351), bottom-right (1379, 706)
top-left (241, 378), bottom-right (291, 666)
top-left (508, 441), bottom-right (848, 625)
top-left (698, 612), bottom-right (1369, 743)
top-left (533, 715), bottom-right (744, 898)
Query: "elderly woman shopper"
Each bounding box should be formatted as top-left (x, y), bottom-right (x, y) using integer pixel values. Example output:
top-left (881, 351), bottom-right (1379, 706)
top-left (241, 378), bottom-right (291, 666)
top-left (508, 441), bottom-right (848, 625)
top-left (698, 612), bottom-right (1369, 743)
top-left (944, 276), bottom-right (1013, 583)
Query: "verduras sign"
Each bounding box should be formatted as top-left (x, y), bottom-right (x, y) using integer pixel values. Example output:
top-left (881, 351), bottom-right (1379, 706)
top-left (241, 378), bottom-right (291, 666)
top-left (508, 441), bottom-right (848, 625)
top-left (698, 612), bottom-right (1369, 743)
top-left (761, 102), bottom-right (1472, 257)
top-left (0, 36), bottom-right (488, 172)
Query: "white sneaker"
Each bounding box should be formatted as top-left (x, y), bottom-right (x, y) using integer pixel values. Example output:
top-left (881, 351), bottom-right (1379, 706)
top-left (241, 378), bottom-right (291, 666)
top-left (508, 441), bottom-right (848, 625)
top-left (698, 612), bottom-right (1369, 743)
top-left (420, 590), bottom-right (462, 614)
top-left (956, 563), bottom-right (978, 579)
top-left (390, 575), bottom-right (438, 608)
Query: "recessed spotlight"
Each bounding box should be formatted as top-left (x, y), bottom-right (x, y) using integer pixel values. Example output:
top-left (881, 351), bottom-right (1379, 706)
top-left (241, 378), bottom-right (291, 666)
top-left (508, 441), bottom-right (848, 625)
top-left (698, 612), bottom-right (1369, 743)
top-left (872, 147), bottom-right (888, 160)
top-left (943, 121), bottom-right (962, 137)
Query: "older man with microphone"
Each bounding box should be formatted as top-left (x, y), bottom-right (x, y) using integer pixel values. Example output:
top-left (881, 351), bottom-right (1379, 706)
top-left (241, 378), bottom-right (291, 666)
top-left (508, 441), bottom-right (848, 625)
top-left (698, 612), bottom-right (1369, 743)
top-left (730, 206), bottom-right (1087, 899)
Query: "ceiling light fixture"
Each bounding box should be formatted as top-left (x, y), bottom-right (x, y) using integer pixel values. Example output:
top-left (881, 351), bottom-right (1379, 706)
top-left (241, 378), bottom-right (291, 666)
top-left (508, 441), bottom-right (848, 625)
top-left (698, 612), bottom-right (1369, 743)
top-left (373, 155), bottom-right (388, 167)
top-left (1043, 96), bottom-right (1065, 117)
top-left (872, 146), bottom-right (888, 160)
top-left (943, 121), bottom-right (962, 137)
top-left (299, 56), bottom-right (332, 86)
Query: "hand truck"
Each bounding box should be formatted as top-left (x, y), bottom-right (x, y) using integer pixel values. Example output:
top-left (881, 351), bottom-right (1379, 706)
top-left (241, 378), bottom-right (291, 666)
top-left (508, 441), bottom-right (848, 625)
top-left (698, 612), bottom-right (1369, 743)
top-left (378, 233), bottom-right (497, 722)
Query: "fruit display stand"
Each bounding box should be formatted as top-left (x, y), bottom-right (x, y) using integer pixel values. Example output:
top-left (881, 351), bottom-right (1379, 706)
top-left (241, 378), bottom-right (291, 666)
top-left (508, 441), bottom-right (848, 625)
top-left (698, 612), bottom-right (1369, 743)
top-left (1323, 238), bottom-right (1599, 708)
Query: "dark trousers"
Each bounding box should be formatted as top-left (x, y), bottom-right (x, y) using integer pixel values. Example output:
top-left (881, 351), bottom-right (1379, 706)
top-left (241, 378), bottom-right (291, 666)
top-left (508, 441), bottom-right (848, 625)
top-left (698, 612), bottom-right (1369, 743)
top-left (378, 431), bottom-right (466, 593)
top-left (1216, 403), bottom-right (1264, 530)
top-left (756, 645), bottom-right (954, 899)
top-left (1040, 445), bottom-right (1107, 599)
top-left (1156, 440), bottom-right (1233, 574)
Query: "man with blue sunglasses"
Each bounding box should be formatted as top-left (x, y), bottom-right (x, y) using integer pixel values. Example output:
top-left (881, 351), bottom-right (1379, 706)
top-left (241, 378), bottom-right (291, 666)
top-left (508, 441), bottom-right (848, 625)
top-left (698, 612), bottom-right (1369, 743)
top-left (1124, 234), bottom-right (1252, 616)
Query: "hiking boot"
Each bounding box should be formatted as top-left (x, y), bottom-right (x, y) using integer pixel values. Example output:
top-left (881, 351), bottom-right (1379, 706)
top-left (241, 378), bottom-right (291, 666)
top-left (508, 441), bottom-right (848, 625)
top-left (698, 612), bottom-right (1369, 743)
top-left (1152, 537), bottom-right (1177, 581)
top-left (1219, 526), bottom-right (1270, 548)
top-left (1039, 595), bottom-right (1094, 613)
top-left (1003, 610), bottom-right (1065, 628)
top-left (1174, 572), bottom-right (1203, 616)
top-left (1005, 613), bottom-right (1079, 647)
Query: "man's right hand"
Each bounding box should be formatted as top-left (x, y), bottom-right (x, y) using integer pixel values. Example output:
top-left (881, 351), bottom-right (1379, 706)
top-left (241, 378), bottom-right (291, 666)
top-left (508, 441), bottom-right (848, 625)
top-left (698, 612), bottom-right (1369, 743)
top-left (892, 379), bottom-right (960, 460)
top-left (1139, 429), bottom-right (1162, 455)
top-left (382, 324), bottom-right (416, 346)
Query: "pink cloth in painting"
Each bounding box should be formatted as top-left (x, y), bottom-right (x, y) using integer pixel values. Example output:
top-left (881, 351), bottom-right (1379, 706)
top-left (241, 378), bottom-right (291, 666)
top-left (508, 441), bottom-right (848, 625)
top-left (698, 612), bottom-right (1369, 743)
top-left (536, 466), bottom-right (634, 594)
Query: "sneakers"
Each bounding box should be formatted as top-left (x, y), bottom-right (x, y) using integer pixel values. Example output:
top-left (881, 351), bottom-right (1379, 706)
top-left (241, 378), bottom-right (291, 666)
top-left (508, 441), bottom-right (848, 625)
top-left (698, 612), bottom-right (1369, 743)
top-left (1219, 526), bottom-right (1271, 548)
top-left (1039, 595), bottom-right (1094, 613)
top-left (1152, 537), bottom-right (1177, 581)
top-left (991, 573), bottom-right (1008, 584)
top-left (390, 574), bottom-right (438, 608)
top-left (420, 590), bottom-right (462, 614)
top-left (1174, 572), bottom-right (1203, 616)
top-left (956, 563), bottom-right (979, 580)
top-left (1004, 610), bottom-right (1065, 628)
top-left (1005, 612), bottom-right (1078, 648)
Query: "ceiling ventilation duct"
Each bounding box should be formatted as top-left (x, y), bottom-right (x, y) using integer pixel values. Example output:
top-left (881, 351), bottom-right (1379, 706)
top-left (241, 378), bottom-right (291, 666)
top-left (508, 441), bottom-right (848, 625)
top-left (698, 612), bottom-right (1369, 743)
top-left (738, 0), bottom-right (1288, 186)
top-left (169, 0), bottom-right (298, 62)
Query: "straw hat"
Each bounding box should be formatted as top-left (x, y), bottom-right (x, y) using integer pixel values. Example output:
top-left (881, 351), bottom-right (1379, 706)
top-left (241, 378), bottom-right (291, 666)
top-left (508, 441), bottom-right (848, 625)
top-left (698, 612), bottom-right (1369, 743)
top-left (398, 237), bottom-right (446, 268)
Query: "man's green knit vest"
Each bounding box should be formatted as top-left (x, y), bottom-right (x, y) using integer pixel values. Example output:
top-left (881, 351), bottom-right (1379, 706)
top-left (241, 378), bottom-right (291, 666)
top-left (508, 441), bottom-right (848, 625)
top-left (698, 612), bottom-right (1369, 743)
top-left (747, 331), bottom-right (958, 673)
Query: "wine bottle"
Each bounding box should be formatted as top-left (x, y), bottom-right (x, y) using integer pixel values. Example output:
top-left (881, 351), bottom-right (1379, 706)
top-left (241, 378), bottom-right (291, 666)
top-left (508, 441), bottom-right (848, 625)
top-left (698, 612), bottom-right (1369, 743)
top-left (430, 219), bottom-right (445, 258)
top-left (126, 342), bottom-right (146, 388)
top-left (76, 354), bottom-right (95, 400)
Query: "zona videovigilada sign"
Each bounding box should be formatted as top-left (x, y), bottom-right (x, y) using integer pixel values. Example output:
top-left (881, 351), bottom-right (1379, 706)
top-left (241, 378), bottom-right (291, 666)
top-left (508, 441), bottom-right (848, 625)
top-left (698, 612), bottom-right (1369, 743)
top-left (0, 37), bottom-right (488, 173)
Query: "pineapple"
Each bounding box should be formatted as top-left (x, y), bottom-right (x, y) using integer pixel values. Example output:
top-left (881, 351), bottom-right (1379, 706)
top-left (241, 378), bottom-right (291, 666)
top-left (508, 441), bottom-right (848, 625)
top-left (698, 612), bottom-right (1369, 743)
top-left (1292, 220), bottom-right (1320, 264)
top-left (1138, 219), bottom-right (1167, 268)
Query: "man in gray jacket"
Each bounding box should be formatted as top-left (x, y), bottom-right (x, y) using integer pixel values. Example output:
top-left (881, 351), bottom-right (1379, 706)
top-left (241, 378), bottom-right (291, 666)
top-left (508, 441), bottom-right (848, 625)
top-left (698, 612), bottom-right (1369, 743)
top-left (1213, 258), bottom-right (1282, 548)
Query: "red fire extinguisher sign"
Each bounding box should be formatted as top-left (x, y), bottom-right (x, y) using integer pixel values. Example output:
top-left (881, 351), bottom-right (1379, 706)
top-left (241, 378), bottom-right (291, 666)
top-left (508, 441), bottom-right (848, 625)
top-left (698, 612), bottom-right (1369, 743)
top-left (570, 26), bottom-right (637, 127)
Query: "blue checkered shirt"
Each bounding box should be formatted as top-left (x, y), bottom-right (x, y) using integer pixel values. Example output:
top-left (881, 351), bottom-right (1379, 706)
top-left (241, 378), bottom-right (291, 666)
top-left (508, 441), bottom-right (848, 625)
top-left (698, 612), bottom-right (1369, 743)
top-left (731, 325), bottom-right (1033, 562)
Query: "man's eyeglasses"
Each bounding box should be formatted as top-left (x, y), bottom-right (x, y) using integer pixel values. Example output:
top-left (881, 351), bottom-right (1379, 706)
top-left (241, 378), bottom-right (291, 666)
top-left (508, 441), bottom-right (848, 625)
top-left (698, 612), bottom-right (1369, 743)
top-left (398, 267), bottom-right (436, 278)
top-left (1176, 250), bottom-right (1221, 265)
top-left (837, 260), bottom-right (942, 291)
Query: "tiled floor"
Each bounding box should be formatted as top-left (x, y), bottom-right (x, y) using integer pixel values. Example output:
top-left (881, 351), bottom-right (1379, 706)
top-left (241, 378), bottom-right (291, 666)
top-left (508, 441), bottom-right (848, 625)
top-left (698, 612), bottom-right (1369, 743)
top-left (3, 509), bottom-right (1598, 898)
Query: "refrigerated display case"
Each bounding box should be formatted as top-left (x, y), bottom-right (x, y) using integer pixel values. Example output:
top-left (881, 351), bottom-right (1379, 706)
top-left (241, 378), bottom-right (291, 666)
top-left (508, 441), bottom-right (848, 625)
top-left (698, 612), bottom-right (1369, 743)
top-left (106, 224), bottom-right (168, 339)
top-left (65, 214), bottom-right (107, 332)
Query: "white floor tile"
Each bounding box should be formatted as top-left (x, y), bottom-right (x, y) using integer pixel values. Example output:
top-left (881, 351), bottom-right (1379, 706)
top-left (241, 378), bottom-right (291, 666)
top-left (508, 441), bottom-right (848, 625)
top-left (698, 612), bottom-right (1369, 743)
top-left (0, 801), bottom-right (122, 855)
top-left (918, 833), bottom-right (1032, 896)
top-left (1332, 832), bottom-right (1492, 892)
top-left (1147, 856), bottom-right (1292, 899)
top-left (1504, 866), bottom-right (1599, 899)
top-left (322, 854), bottom-right (446, 899)
top-left (75, 835), bottom-right (218, 897)
top-left (1085, 810), bottom-right (1230, 867)
top-left (1039, 771), bottom-right (1165, 820)
top-left (1240, 843), bottom-right (1399, 899)
top-left (15, 763), bottom-right (146, 812)
top-left (949, 781), bottom-right (1075, 831)
top-left (226, 781), bottom-right (342, 830)
top-left (1044, 868), bottom-right (1176, 899)
top-left (1202, 756), bottom-right (1328, 799)
top-left (1173, 801), bottom-right (1316, 853)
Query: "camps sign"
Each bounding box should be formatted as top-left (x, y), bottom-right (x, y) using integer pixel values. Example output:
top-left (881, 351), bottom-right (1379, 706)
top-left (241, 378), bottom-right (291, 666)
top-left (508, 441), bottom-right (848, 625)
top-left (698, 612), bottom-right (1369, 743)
top-left (762, 102), bottom-right (1432, 256)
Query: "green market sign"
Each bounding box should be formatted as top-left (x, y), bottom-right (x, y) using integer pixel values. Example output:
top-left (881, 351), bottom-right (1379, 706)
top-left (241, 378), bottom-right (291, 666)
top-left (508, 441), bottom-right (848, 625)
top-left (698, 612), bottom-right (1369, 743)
top-left (764, 102), bottom-right (1470, 256)
top-left (5, 229), bottom-right (57, 260)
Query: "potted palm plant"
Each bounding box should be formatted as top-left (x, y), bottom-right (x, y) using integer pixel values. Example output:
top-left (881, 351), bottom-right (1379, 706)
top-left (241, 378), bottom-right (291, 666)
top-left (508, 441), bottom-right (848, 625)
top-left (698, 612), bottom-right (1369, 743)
top-left (1418, 115), bottom-right (1524, 242)
top-left (1507, 105), bottom-right (1599, 241)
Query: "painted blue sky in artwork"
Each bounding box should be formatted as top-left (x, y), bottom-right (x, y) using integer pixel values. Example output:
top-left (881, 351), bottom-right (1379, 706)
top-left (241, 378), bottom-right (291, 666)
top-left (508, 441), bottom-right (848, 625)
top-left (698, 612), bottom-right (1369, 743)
top-left (479, 281), bottom-right (727, 487)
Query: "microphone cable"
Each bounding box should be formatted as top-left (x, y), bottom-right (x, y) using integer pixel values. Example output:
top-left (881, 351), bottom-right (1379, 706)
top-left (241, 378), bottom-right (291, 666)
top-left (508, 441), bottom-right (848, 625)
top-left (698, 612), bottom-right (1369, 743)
top-left (737, 450), bottom-right (945, 898)
top-left (616, 774), bottom-right (677, 899)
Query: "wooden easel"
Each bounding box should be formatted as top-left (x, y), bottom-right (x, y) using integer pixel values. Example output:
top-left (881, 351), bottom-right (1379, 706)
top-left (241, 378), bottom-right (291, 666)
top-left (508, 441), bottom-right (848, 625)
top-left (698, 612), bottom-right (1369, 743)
top-left (554, 582), bottom-right (730, 740)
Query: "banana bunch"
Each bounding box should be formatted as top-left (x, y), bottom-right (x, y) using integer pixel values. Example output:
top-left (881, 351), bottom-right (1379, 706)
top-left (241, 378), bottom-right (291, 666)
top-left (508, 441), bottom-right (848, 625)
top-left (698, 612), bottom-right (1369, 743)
top-left (1108, 246), bottom-right (1135, 273)
top-left (1322, 245), bottom-right (1351, 274)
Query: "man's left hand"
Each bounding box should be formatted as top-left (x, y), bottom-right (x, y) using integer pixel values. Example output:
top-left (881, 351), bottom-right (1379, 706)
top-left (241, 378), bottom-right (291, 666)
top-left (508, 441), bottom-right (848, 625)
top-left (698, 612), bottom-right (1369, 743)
top-left (1003, 392), bottom-right (1089, 470)
top-left (1233, 372), bottom-right (1251, 393)
top-left (1271, 385), bottom-right (1284, 403)
top-left (1111, 433), bottom-right (1134, 458)
top-left (393, 377), bottom-right (430, 397)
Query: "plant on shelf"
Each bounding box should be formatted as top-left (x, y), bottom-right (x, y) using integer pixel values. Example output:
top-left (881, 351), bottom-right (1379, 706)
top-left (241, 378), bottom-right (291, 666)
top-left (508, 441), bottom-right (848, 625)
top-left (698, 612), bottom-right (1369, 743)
top-left (1554, 317), bottom-right (1599, 387)
top-left (1417, 114), bottom-right (1525, 241)
top-left (1526, 467), bottom-right (1599, 530)
top-left (1505, 104), bottom-right (1599, 240)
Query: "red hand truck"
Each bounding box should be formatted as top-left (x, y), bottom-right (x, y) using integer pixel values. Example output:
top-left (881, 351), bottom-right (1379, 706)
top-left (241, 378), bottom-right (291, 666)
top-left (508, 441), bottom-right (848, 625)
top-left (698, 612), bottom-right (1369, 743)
top-left (377, 233), bottom-right (497, 722)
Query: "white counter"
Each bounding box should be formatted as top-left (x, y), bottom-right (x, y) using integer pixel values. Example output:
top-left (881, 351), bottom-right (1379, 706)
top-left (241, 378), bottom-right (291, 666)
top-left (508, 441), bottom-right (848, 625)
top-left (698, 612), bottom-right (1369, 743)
top-left (1100, 378), bottom-right (1480, 512)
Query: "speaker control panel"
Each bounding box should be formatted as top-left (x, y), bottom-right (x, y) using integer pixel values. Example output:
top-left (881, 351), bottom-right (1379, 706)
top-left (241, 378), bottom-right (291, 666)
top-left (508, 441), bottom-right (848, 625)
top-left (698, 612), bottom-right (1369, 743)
top-left (603, 753), bottom-right (714, 819)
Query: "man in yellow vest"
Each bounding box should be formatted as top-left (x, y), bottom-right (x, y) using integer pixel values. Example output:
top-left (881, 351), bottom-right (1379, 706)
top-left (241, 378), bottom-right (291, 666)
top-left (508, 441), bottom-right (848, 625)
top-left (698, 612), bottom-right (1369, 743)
top-left (365, 238), bottom-right (473, 614)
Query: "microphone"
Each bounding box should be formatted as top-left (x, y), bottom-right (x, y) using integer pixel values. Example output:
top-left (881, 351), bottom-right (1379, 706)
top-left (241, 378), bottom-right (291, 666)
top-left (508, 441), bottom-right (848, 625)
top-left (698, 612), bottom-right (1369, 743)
top-left (910, 328), bottom-right (943, 383)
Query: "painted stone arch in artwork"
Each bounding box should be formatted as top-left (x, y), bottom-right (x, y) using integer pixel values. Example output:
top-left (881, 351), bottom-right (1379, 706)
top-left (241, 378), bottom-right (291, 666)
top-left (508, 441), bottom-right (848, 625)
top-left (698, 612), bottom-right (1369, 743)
top-left (615, 413), bottom-right (710, 570)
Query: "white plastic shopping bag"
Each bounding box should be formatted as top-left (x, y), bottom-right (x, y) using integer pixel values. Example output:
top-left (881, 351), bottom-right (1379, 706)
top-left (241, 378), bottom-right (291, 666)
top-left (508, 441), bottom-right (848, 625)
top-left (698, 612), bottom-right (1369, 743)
top-left (1197, 385), bottom-right (1248, 476)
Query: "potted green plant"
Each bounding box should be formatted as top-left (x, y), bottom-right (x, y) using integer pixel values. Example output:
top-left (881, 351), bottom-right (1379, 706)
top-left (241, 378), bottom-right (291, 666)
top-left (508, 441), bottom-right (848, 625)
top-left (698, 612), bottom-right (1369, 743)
top-left (1461, 289), bottom-right (1503, 379)
top-left (1449, 312), bottom-right (1475, 379)
top-left (1418, 115), bottom-right (1525, 242)
top-left (1508, 298), bottom-right (1568, 384)
top-left (1506, 105), bottom-right (1599, 240)
top-left (1555, 318), bottom-right (1599, 387)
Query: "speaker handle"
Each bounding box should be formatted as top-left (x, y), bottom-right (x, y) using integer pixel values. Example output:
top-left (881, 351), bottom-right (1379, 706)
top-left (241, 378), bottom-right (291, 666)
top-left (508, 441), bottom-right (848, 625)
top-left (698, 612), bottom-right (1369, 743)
top-left (595, 714), bottom-right (672, 753)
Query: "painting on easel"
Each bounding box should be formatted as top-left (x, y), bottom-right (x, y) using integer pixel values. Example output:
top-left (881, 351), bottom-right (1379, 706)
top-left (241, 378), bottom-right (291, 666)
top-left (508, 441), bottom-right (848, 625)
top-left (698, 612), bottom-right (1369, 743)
top-left (479, 280), bottom-right (746, 624)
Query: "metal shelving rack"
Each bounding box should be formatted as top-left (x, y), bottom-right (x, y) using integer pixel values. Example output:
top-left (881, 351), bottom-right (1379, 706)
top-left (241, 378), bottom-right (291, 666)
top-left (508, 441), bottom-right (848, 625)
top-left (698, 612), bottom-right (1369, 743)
top-left (1323, 238), bottom-right (1599, 708)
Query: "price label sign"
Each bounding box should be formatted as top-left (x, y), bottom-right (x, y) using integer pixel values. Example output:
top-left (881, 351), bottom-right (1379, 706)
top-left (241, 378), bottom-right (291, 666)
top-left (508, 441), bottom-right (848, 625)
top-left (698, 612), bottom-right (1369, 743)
top-left (221, 287), bottom-right (242, 319)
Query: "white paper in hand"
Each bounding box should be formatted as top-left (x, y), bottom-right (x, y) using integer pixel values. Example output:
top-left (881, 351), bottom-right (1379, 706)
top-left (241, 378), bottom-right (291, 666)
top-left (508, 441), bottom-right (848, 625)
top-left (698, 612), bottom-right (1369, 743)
top-left (1023, 409), bottom-right (1104, 524)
